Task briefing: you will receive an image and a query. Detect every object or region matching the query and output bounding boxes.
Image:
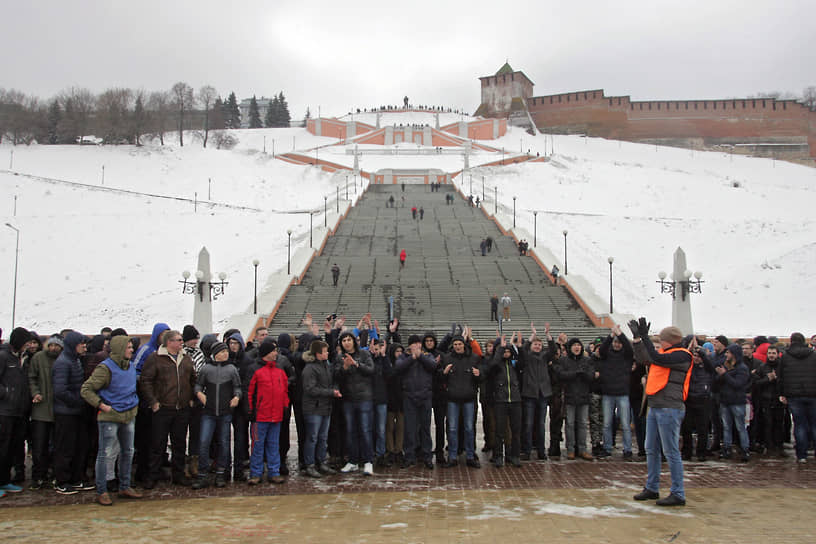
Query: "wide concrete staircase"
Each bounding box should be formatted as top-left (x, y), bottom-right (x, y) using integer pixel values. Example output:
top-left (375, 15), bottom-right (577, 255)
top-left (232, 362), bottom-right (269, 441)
top-left (267, 184), bottom-right (608, 342)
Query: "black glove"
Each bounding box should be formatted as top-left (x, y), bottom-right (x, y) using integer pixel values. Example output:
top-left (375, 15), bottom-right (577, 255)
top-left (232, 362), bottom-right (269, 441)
top-left (637, 317), bottom-right (651, 339)
top-left (627, 320), bottom-right (640, 339)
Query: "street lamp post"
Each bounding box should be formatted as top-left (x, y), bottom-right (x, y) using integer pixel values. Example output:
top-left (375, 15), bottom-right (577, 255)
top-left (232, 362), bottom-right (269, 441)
top-left (324, 196), bottom-right (328, 227)
top-left (253, 259), bottom-right (259, 314)
top-left (5, 223), bottom-right (19, 328)
top-left (563, 230), bottom-right (568, 275)
top-left (309, 212), bottom-right (313, 248)
top-left (608, 257), bottom-right (614, 314)
top-left (287, 229), bottom-right (293, 275)
top-left (494, 186), bottom-right (497, 214)
top-left (482, 176), bottom-right (485, 201)
top-left (533, 211), bottom-right (537, 247)
top-left (512, 196), bottom-right (517, 228)
top-left (469, 175), bottom-right (473, 195)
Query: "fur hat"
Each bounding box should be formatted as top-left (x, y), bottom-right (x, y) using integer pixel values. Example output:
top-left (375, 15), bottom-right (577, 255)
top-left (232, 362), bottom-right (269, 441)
top-left (659, 327), bottom-right (684, 345)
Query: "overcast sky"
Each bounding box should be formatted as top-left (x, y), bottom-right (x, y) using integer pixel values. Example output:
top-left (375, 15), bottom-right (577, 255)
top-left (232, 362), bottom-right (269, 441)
top-left (2, 0), bottom-right (813, 119)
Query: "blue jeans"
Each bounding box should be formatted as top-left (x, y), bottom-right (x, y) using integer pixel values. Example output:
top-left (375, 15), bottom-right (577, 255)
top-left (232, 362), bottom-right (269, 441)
top-left (95, 420), bottom-right (134, 494)
top-left (787, 397), bottom-right (816, 460)
top-left (447, 401), bottom-right (476, 461)
top-left (304, 414), bottom-right (331, 466)
top-left (343, 400), bottom-right (374, 464)
top-left (603, 395), bottom-right (632, 454)
top-left (523, 395), bottom-right (550, 454)
top-left (250, 421), bottom-right (281, 477)
top-left (719, 403), bottom-right (749, 453)
top-left (198, 413), bottom-right (232, 474)
top-left (373, 403), bottom-right (387, 458)
top-left (645, 407), bottom-right (685, 499)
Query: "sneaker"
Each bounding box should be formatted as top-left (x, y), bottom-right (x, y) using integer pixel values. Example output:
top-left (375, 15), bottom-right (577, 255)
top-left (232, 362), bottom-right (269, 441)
top-left (55, 484), bottom-right (79, 495)
top-left (596, 450), bottom-right (611, 459)
top-left (362, 462), bottom-right (374, 476)
top-left (442, 459), bottom-right (458, 468)
top-left (656, 493), bottom-right (686, 507)
top-left (317, 463), bottom-right (337, 475)
top-left (622, 452), bottom-right (633, 461)
top-left (423, 460), bottom-right (434, 469)
top-left (0, 483), bottom-right (24, 493)
top-left (466, 458), bottom-right (481, 468)
top-left (798, 458), bottom-right (808, 464)
top-left (73, 481), bottom-right (95, 491)
top-left (29, 479), bottom-right (46, 491)
top-left (400, 459), bottom-right (416, 469)
top-left (191, 477), bottom-right (209, 490)
top-left (519, 452), bottom-right (531, 461)
top-left (214, 473), bottom-right (227, 488)
top-left (304, 466), bottom-right (322, 478)
top-left (633, 488), bottom-right (659, 501)
top-left (247, 477), bottom-right (261, 485)
top-left (0, 489), bottom-right (5, 499)
top-left (340, 462), bottom-right (359, 473)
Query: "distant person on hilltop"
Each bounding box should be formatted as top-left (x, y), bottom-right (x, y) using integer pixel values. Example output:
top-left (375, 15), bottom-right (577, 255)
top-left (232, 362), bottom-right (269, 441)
top-left (331, 263), bottom-right (341, 287)
top-left (399, 249), bottom-right (407, 269)
top-left (490, 294), bottom-right (499, 322)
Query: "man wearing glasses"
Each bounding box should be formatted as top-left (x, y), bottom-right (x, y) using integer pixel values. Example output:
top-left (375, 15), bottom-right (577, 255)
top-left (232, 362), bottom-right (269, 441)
top-left (139, 330), bottom-right (196, 488)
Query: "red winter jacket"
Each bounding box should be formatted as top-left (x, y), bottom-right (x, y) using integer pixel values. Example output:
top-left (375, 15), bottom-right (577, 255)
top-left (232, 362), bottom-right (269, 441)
top-left (248, 361), bottom-right (289, 423)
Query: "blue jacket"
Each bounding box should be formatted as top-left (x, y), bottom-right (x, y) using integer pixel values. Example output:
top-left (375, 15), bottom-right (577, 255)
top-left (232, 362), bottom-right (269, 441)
top-left (134, 323), bottom-right (169, 375)
top-left (53, 331), bottom-right (87, 416)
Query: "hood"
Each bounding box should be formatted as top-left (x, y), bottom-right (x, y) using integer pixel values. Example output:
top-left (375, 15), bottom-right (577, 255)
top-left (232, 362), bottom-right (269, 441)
top-left (109, 336), bottom-right (131, 368)
top-left (149, 323), bottom-right (170, 349)
top-left (726, 344), bottom-right (744, 364)
top-left (386, 343), bottom-right (404, 363)
top-left (302, 351), bottom-right (316, 364)
top-left (338, 331), bottom-right (359, 354)
top-left (9, 327), bottom-right (31, 352)
top-left (786, 343), bottom-right (814, 360)
top-left (298, 333), bottom-right (317, 353)
top-left (89, 334), bottom-right (107, 354)
top-left (702, 342), bottom-right (714, 355)
top-left (228, 332), bottom-right (246, 362)
top-left (277, 333), bottom-right (292, 351)
top-left (422, 331), bottom-right (437, 348)
top-left (199, 333), bottom-right (219, 358)
top-left (566, 337), bottom-right (584, 359)
top-left (63, 331), bottom-right (85, 359)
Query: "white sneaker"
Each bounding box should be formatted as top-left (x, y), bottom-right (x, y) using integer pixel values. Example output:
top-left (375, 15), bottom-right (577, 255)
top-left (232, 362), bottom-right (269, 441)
top-left (362, 462), bottom-right (374, 476)
top-left (340, 462), bottom-right (359, 473)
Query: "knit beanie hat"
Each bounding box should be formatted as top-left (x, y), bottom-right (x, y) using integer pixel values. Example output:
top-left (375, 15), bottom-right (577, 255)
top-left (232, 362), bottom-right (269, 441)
top-left (183, 325), bottom-right (200, 342)
top-left (451, 335), bottom-right (466, 344)
top-left (210, 342), bottom-right (228, 359)
top-left (9, 327), bottom-right (31, 352)
top-left (259, 338), bottom-right (279, 359)
top-left (45, 334), bottom-right (64, 348)
top-left (659, 326), bottom-right (684, 345)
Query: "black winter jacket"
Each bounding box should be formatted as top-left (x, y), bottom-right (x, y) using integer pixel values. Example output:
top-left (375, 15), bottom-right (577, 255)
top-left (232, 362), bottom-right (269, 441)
top-left (394, 352), bottom-right (436, 402)
top-left (779, 344), bottom-right (816, 398)
top-left (486, 349), bottom-right (522, 403)
top-left (52, 332), bottom-right (87, 416)
top-left (519, 341), bottom-right (553, 399)
top-left (554, 353), bottom-right (595, 405)
top-left (596, 334), bottom-right (633, 396)
top-left (0, 345), bottom-right (29, 417)
top-left (442, 350), bottom-right (482, 402)
top-left (333, 348), bottom-right (374, 402)
top-left (718, 361), bottom-right (750, 406)
top-left (301, 352), bottom-right (336, 416)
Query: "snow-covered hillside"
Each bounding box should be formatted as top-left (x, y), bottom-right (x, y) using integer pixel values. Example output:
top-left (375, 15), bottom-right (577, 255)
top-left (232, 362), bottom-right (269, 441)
top-left (1, 125), bottom-right (813, 337)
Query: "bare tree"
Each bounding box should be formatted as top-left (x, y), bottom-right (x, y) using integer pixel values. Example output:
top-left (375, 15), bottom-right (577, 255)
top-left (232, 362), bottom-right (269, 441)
top-left (0, 88), bottom-right (27, 144)
top-left (198, 85), bottom-right (217, 148)
top-left (147, 90), bottom-right (171, 145)
top-left (59, 87), bottom-right (95, 144)
top-left (171, 82), bottom-right (194, 147)
top-left (97, 87), bottom-right (133, 144)
top-left (803, 86), bottom-right (816, 111)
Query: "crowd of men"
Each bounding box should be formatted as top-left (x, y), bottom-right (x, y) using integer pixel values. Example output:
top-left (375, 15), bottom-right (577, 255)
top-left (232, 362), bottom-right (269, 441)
top-left (1, 316), bottom-right (815, 507)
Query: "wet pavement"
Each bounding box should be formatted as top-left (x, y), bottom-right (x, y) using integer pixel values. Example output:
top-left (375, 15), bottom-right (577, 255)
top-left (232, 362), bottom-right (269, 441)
top-left (2, 451), bottom-right (815, 542)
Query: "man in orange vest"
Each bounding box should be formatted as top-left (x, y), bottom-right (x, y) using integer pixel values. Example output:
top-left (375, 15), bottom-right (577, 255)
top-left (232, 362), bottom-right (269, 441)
top-left (628, 317), bottom-right (692, 507)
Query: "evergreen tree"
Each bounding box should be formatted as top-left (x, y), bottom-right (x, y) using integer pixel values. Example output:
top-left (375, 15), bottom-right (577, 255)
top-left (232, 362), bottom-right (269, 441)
top-left (264, 95), bottom-right (279, 127)
top-left (212, 97), bottom-right (225, 130)
top-left (302, 106), bottom-right (311, 128)
top-left (277, 91), bottom-right (291, 127)
top-left (225, 92), bottom-right (241, 129)
top-left (47, 99), bottom-right (61, 144)
top-left (248, 95), bottom-right (262, 128)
